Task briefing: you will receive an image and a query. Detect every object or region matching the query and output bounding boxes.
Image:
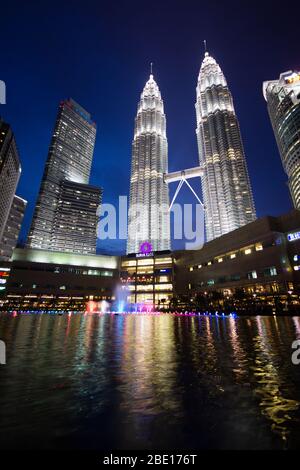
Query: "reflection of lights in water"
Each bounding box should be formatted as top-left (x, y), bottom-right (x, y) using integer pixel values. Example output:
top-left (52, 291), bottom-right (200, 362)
top-left (228, 317), bottom-right (248, 380)
top-left (292, 317), bottom-right (300, 337)
top-left (120, 315), bottom-right (178, 425)
top-left (253, 317), bottom-right (300, 442)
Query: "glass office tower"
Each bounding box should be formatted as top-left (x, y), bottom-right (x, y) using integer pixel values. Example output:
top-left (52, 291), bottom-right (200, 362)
top-left (0, 119), bottom-right (21, 244)
top-left (27, 99), bottom-right (101, 254)
top-left (263, 71), bottom-right (300, 208)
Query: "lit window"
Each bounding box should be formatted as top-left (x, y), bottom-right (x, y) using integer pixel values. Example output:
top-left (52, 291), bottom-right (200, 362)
top-left (245, 249), bottom-right (252, 255)
top-left (230, 253), bottom-right (236, 259)
top-left (247, 271), bottom-right (257, 280)
top-left (155, 257), bottom-right (172, 265)
top-left (263, 267), bottom-right (277, 277)
top-left (158, 276), bottom-right (169, 283)
top-left (255, 243), bottom-right (263, 251)
top-left (137, 259), bottom-right (153, 266)
top-left (218, 258), bottom-right (223, 263)
top-left (208, 261), bottom-right (212, 266)
top-left (155, 284), bottom-right (173, 291)
top-left (189, 267), bottom-right (194, 272)
top-left (198, 265), bottom-right (202, 269)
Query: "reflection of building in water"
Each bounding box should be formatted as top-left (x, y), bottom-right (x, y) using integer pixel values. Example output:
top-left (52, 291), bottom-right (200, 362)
top-left (227, 316), bottom-right (248, 381)
top-left (252, 316), bottom-right (300, 442)
top-left (120, 251), bottom-right (173, 308)
top-left (119, 315), bottom-right (179, 434)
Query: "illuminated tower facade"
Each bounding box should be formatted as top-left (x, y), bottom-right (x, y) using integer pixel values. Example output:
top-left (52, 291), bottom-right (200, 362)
top-left (196, 52), bottom-right (256, 241)
top-left (127, 74), bottom-right (170, 254)
top-left (0, 119), bottom-right (21, 244)
top-left (263, 71), bottom-right (300, 208)
top-left (27, 99), bottom-right (101, 254)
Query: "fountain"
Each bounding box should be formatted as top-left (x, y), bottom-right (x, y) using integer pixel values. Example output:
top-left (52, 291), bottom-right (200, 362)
top-left (113, 284), bottom-right (129, 313)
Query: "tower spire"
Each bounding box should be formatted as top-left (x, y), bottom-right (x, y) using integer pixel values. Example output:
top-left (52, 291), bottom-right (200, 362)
top-left (204, 39), bottom-right (208, 56)
top-left (150, 62), bottom-right (153, 76)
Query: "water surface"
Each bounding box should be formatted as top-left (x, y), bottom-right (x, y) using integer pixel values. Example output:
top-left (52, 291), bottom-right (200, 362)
top-left (0, 313), bottom-right (300, 449)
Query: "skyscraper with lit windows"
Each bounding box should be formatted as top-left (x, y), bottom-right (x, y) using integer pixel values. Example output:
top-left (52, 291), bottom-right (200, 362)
top-left (127, 73), bottom-right (170, 254)
top-left (0, 119), bottom-right (21, 243)
top-left (27, 98), bottom-right (101, 254)
top-left (263, 71), bottom-right (300, 208)
top-left (0, 119), bottom-right (24, 261)
top-left (195, 52), bottom-right (256, 241)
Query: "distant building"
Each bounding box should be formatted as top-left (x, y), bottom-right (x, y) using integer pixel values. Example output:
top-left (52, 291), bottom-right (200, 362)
top-left (0, 119), bottom-right (21, 243)
top-left (263, 71), bottom-right (300, 208)
top-left (3, 211), bottom-right (300, 312)
top-left (27, 98), bottom-right (102, 254)
top-left (0, 195), bottom-right (27, 261)
top-left (127, 73), bottom-right (170, 254)
top-left (120, 251), bottom-right (174, 308)
top-left (2, 248), bottom-right (119, 311)
top-left (196, 52), bottom-right (256, 241)
top-left (174, 210), bottom-right (300, 299)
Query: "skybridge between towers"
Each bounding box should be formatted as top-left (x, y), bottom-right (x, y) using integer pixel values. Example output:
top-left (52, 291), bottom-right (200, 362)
top-left (163, 166), bottom-right (205, 211)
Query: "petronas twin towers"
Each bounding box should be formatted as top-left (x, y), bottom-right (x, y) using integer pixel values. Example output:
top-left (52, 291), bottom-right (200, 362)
top-left (127, 51), bottom-right (256, 254)
top-left (127, 74), bottom-right (170, 254)
top-left (196, 52), bottom-right (256, 241)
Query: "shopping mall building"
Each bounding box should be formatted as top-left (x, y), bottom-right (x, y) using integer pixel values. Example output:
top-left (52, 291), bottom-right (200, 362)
top-left (1, 210), bottom-right (300, 311)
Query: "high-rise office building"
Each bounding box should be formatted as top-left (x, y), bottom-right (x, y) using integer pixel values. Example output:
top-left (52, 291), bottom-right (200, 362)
top-left (0, 119), bottom-right (21, 243)
top-left (127, 73), bottom-right (170, 254)
top-left (52, 180), bottom-right (102, 254)
top-left (27, 98), bottom-right (101, 254)
top-left (0, 195), bottom-right (27, 261)
top-left (263, 71), bottom-right (300, 208)
top-left (195, 52), bottom-right (256, 241)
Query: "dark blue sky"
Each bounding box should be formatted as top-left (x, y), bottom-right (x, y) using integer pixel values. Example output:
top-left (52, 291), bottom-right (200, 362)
top-left (1, 0), bottom-right (299, 254)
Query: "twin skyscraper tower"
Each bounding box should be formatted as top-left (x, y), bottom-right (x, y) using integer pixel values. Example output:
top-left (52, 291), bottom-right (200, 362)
top-left (127, 51), bottom-right (256, 254)
top-left (27, 51), bottom-right (256, 256)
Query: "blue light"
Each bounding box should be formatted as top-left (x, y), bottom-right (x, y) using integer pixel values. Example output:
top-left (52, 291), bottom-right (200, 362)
top-left (288, 231), bottom-right (300, 242)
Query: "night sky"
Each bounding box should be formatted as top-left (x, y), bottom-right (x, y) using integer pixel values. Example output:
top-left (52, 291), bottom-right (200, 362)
top-left (1, 0), bottom-right (299, 254)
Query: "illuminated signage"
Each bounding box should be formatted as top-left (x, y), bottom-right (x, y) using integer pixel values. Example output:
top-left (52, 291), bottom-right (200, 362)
top-left (136, 241), bottom-right (153, 257)
top-left (288, 232), bottom-right (300, 242)
top-left (136, 252), bottom-right (154, 258)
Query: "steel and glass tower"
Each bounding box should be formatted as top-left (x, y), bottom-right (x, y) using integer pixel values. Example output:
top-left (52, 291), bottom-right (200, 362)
top-left (27, 98), bottom-right (101, 254)
top-left (127, 73), bottom-right (170, 254)
top-left (263, 71), bottom-right (300, 208)
top-left (196, 52), bottom-right (256, 241)
top-left (0, 195), bottom-right (27, 261)
top-left (0, 119), bottom-right (21, 245)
